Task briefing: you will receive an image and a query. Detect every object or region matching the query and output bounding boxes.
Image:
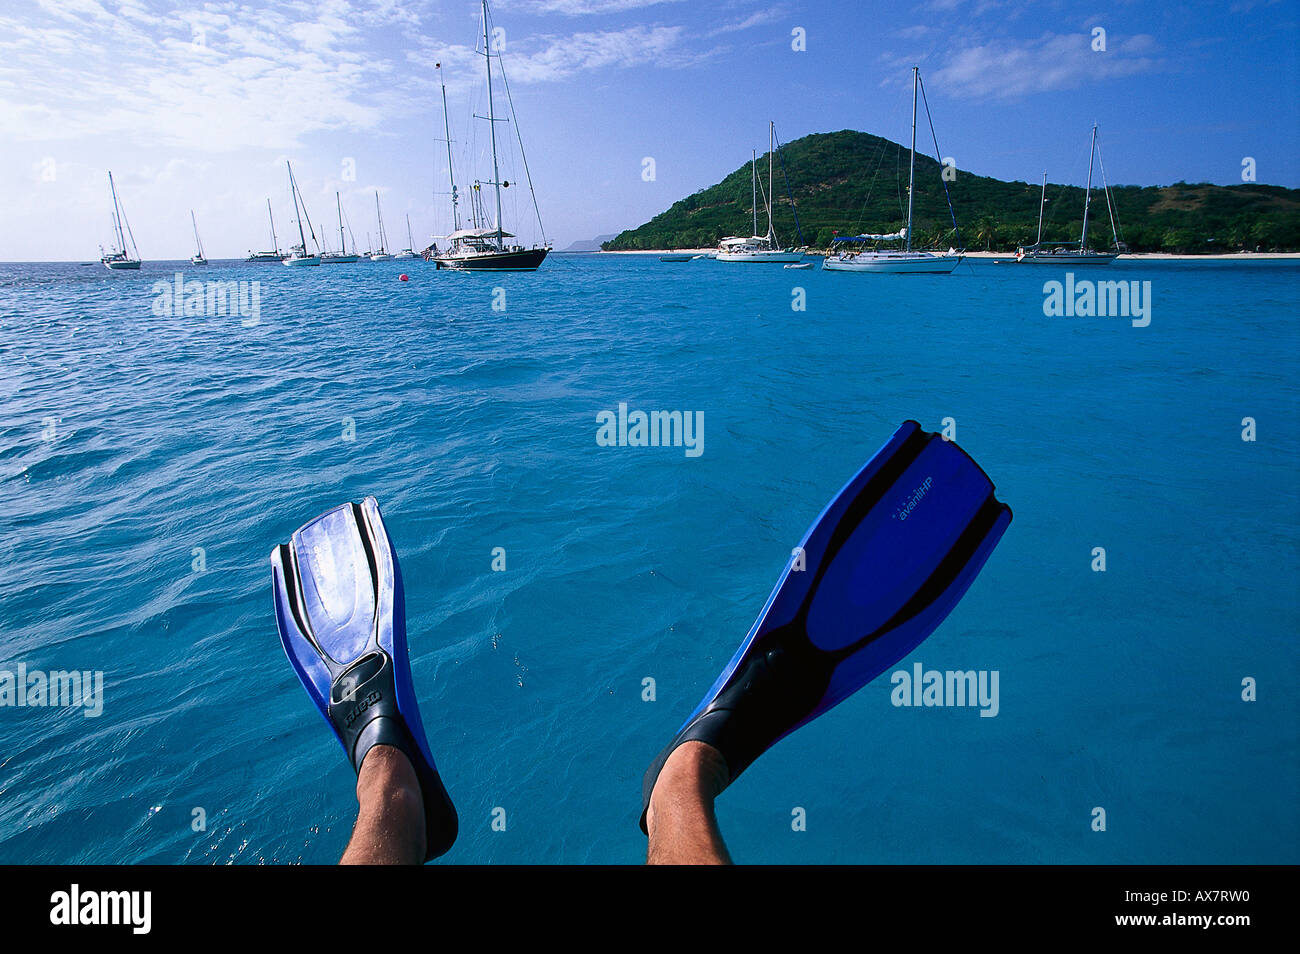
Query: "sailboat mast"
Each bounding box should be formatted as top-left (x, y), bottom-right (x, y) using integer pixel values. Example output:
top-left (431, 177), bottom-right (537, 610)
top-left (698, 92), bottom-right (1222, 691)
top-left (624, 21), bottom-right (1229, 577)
top-left (483, 0), bottom-right (504, 250)
top-left (906, 66), bottom-right (918, 252)
top-left (109, 172), bottom-right (126, 251)
top-left (288, 162), bottom-right (307, 252)
top-left (191, 210), bottom-right (204, 257)
top-left (437, 63), bottom-right (461, 233)
top-left (337, 192), bottom-right (346, 252)
top-left (406, 214), bottom-right (414, 250)
top-left (267, 199), bottom-right (279, 253)
top-left (751, 150), bottom-right (757, 237)
top-left (1036, 172), bottom-right (1047, 247)
top-left (767, 121), bottom-right (776, 244)
top-left (1081, 124), bottom-right (1097, 250)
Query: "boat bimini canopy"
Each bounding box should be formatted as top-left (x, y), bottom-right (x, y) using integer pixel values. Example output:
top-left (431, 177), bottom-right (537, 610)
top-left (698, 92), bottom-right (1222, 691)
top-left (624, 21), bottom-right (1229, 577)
top-left (448, 226), bottom-right (515, 240)
top-left (832, 228), bottom-right (908, 243)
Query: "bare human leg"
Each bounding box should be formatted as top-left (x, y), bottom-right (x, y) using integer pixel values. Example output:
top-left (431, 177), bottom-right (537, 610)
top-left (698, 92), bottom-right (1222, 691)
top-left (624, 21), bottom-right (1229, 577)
top-left (645, 741), bottom-right (733, 865)
top-left (340, 745), bottom-right (425, 865)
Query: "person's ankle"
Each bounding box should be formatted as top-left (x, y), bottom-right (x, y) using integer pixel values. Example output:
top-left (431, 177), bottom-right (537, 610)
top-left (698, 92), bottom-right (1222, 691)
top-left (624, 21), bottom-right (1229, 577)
top-left (358, 746), bottom-right (421, 812)
top-left (647, 742), bottom-right (730, 830)
top-left (342, 745), bottom-right (427, 864)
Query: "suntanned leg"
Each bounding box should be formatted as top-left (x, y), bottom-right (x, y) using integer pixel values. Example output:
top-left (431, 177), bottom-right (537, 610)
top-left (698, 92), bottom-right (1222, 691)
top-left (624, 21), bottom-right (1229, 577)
top-left (645, 741), bottom-right (733, 865)
top-left (340, 745), bottom-right (425, 865)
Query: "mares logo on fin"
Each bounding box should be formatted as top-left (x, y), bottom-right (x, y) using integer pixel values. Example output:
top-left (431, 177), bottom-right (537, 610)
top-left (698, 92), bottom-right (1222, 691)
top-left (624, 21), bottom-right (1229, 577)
top-left (342, 690), bottom-right (383, 727)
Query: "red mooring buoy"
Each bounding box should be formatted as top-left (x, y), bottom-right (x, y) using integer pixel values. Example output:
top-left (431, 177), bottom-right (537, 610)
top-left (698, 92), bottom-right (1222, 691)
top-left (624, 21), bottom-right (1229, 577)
top-left (399, 274), bottom-right (409, 282)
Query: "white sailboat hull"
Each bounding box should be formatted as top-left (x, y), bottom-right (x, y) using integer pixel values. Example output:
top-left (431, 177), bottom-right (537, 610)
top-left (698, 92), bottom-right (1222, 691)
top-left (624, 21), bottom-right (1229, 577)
top-left (369, 253), bottom-right (393, 262)
top-left (283, 255), bottom-right (321, 266)
top-left (716, 249), bottom-right (804, 263)
top-left (823, 252), bottom-right (963, 273)
top-left (103, 259), bottom-right (141, 270)
top-left (321, 253), bottom-right (360, 264)
top-left (1016, 251), bottom-right (1118, 265)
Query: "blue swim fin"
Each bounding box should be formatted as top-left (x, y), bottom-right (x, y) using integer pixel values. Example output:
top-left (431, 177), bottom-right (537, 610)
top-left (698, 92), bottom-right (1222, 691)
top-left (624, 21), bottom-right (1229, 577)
top-left (271, 496), bottom-right (457, 861)
top-left (641, 421), bottom-right (1012, 832)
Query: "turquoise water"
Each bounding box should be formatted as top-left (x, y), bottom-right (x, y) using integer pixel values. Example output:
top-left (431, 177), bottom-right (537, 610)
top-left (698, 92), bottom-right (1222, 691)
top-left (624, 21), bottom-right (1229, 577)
top-left (0, 255), bottom-right (1296, 864)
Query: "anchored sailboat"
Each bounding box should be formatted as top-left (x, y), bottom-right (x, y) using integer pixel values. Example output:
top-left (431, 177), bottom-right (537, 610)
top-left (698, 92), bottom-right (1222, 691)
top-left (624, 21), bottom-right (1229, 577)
top-left (100, 171), bottom-right (141, 270)
top-left (434, 0), bottom-right (550, 271)
top-left (824, 67), bottom-right (963, 274)
top-left (394, 214), bottom-right (418, 259)
top-left (1015, 125), bottom-right (1123, 265)
top-left (247, 199), bottom-right (284, 262)
top-left (717, 122), bottom-right (803, 263)
top-left (322, 193), bottom-right (361, 264)
top-left (369, 192), bottom-right (393, 261)
top-left (283, 161), bottom-right (321, 266)
top-left (190, 211), bottom-right (208, 265)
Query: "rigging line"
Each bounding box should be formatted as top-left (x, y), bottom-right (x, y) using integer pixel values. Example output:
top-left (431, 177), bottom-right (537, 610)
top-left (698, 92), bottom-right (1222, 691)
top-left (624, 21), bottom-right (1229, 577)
top-left (303, 200), bottom-right (319, 249)
top-left (847, 135), bottom-right (892, 235)
top-left (493, 35), bottom-right (547, 246)
top-left (1041, 142), bottom-right (1089, 240)
top-left (291, 167), bottom-right (320, 250)
top-left (844, 91), bottom-right (904, 235)
top-left (344, 208), bottom-right (357, 253)
top-left (1095, 130), bottom-right (1124, 248)
top-left (892, 133), bottom-right (907, 230)
top-left (772, 127), bottom-right (804, 245)
top-left (917, 72), bottom-right (961, 249)
top-left (121, 205), bottom-right (139, 259)
top-left (115, 190), bottom-right (140, 258)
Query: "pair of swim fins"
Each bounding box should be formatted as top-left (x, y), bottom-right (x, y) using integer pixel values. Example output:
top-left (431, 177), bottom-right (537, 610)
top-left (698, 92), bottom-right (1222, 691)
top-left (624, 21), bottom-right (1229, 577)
top-left (640, 420), bottom-right (1012, 830)
top-left (269, 421), bottom-right (1010, 854)
top-left (271, 497), bottom-right (458, 861)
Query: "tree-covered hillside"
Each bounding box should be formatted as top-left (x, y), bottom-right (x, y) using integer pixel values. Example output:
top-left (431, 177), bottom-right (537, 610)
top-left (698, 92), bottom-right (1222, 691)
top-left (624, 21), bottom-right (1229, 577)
top-left (603, 130), bottom-right (1300, 253)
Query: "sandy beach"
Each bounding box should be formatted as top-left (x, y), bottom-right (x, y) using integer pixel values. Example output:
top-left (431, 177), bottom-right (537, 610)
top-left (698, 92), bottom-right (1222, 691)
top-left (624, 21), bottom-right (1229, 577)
top-left (593, 248), bottom-right (1300, 260)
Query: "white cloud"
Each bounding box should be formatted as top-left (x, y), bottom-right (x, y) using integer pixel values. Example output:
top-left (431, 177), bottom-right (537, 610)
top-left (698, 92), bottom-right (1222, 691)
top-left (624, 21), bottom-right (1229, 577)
top-left (0, 2), bottom-right (398, 150)
top-left (708, 9), bottom-right (783, 37)
top-left (411, 22), bottom-right (700, 88)
top-left (502, 25), bottom-right (693, 81)
top-left (497, 0), bottom-right (686, 15)
top-left (929, 32), bottom-right (1161, 100)
top-left (3, 0), bottom-right (711, 151)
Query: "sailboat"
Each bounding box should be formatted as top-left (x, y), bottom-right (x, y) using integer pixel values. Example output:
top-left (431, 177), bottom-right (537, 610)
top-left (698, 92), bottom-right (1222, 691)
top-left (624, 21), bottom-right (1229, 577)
top-left (189, 211), bottom-right (208, 265)
top-left (283, 161), bottom-right (321, 266)
top-left (247, 199), bottom-right (284, 262)
top-left (434, 1), bottom-right (550, 271)
top-left (100, 171), bottom-right (141, 270)
top-left (394, 214), bottom-right (418, 259)
top-left (322, 193), bottom-right (360, 264)
top-left (369, 192), bottom-right (393, 261)
top-left (717, 123), bottom-right (803, 263)
top-left (824, 67), bottom-right (963, 274)
top-left (1016, 126), bottom-right (1122, 265)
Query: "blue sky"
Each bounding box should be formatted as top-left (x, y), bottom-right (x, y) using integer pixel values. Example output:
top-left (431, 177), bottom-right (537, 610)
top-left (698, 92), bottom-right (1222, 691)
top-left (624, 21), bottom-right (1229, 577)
top-left (3, 0), bottom-right (1297, 259)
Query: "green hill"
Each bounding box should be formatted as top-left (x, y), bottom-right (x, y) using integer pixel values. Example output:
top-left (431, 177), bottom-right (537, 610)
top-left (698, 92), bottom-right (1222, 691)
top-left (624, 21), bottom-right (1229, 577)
top-left (603, 130), bottom-right (1300, 253)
